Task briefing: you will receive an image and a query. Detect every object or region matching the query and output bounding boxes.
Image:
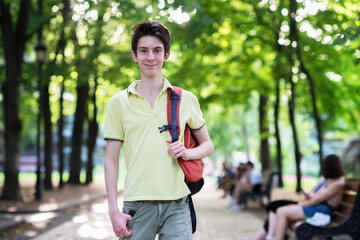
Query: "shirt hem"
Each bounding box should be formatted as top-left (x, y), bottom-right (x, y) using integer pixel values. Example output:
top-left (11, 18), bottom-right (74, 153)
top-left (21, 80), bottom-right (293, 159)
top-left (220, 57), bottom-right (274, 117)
top-left (104, 138), bottom-right (124, 142)
top-left (123, 193), bottom-right (190, 202)
top-left (189, 123), bottom-right (205, 131)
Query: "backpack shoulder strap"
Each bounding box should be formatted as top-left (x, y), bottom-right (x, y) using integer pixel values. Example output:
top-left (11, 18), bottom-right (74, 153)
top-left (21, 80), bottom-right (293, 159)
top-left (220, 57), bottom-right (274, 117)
top-left (158, 86), bottom-right (182, 142)
top-left (168, 86), bottom-right (182, 142)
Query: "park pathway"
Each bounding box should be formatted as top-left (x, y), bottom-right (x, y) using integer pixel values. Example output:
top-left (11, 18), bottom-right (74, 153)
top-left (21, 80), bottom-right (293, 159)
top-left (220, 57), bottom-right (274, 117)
top-left (35, 178), bottom-right (264, 240)
top-left (192, 179), bottom-right (264, 240)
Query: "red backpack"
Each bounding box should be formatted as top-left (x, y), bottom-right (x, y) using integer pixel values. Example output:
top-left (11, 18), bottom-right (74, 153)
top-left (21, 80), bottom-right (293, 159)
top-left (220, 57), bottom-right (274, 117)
top-left (158, 86), bottom-right (204, 233)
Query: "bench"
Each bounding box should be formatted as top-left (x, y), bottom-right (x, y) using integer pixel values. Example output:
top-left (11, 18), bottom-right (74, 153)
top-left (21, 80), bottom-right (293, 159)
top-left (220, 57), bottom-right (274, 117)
top-left (295, 178), bottom-right (360, 240)
top-left (240, 171), bottom-right (279, 209)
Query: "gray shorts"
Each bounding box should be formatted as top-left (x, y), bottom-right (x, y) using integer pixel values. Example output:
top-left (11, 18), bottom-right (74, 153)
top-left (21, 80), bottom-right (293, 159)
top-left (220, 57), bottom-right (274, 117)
top-left (121, 197), bottom-right (192, 240)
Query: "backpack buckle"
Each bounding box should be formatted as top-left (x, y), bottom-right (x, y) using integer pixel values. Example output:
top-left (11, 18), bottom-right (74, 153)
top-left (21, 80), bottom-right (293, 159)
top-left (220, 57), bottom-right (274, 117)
top-left (158, 124), bottom-right (171, 133)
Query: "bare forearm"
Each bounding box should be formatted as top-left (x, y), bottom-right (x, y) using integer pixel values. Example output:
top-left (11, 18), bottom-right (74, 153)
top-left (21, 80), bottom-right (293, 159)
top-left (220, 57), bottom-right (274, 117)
top-left (186, 140), bottom-right (214, 160)
top-left (189, 125), bottom-right (214, 160)
top-left (166, 125), bottom-right (214, 161)
top-left (104, 140), bottom-right (122, 212)
top-left (105, 157), bottom-right (119, 211)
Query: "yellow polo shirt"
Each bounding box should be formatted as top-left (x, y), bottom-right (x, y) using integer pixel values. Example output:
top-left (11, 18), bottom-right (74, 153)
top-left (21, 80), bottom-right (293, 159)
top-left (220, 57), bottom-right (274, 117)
top-left (104, 78), bottom-right (205, 201)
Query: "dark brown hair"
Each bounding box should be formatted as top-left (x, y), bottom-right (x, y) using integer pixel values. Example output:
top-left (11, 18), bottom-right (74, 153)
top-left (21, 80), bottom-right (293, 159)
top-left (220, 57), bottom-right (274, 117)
top-left (322, 154), bottom-right (345, 179)
top-left (131, 22), bottom-right (171, 56)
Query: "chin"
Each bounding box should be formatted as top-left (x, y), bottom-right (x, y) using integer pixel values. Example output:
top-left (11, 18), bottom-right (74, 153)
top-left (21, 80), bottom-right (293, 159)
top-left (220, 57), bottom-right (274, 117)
top-left (142, 70), bottom-right (161, 78)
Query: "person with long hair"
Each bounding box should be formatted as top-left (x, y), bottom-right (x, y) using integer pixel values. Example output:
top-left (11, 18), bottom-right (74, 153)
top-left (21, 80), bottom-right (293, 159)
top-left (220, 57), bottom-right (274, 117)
top-left (255, 154), bottom-right (346, 240)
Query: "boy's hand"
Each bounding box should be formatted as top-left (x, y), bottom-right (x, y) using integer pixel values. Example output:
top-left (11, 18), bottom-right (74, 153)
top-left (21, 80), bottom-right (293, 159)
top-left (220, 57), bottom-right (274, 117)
top-left (109, 210), bottom-right (132, 238)
top-left (166, 140), bottom-right (189, 160)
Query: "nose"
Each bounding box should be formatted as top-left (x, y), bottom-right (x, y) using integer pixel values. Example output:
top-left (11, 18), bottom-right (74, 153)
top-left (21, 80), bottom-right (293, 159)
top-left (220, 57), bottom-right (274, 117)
top-left (147, 51), bottom-right (155, 60)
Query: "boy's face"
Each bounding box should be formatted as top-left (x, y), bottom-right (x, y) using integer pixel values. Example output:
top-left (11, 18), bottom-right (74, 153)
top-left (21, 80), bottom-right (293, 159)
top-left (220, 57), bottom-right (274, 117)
top-left (131, 35), bottom-right (170, 79)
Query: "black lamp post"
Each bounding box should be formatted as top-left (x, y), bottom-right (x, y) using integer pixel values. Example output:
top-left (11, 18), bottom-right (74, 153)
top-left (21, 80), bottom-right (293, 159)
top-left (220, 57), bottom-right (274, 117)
top-left (35, 42), bottom-right (46, 201)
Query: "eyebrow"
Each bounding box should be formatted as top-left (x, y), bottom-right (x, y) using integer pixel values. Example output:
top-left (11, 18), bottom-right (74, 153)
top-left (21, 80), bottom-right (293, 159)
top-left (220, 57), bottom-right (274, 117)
top-left (138, 46), bottom-right (164, 50)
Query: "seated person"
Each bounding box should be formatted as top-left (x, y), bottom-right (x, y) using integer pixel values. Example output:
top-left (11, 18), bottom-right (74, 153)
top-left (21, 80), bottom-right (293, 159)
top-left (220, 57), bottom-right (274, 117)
top-left (229, 161), bottom-right (263, 210)
top-left (218, 161), bottom-right (235, 197)
top-left (254, 154), bottom-right (346, 240)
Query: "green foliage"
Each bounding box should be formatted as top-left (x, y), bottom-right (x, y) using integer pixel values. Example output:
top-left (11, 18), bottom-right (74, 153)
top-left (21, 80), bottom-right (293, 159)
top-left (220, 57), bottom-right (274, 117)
top-left (0, 0), bottom-right (359, 177)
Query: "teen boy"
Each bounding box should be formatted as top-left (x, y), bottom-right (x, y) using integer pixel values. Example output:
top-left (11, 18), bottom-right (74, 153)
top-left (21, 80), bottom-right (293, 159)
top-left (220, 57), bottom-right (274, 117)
top-left (103, 22), bottom-right (214, 239)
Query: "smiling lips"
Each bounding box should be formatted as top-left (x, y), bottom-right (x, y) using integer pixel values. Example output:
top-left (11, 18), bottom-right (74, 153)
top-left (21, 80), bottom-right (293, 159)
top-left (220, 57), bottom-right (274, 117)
top-left (144, 63), bottom-right (157, 68)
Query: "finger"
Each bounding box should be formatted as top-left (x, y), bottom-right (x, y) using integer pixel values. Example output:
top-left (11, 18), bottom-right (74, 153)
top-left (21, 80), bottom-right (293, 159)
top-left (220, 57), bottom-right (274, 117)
top-left (169, 141), bottom-right (181, 150)
top-left (175, 151), bottom-right (185, 159)
top-left (170, 140), bottom-right (182, 145)
top-left (123, 227), bottom-right (132, 237)
top-left (168, 143), bottom-right (178, 153)
top-left (173, 147), bottom-right (184, 156)
top-left (169, 146), bottom-right (182, 157)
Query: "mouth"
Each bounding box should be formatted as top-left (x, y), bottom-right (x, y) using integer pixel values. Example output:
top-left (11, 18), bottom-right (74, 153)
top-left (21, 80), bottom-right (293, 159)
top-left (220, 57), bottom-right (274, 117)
top-left (144, 63), bottom-right (157, 68)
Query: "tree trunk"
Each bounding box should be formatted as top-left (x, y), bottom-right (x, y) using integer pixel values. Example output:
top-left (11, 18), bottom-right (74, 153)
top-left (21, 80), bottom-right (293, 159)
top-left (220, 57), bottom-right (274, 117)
top-left (297, 53), bottom-right (323, 169)
top-left (85, 6), bottom-right (103, 184)
top-left (0, 0), bottom-right (31, 201)
top-left (57, 0), bottom-right (71, 189)
top-left (259, 95), bottom-right (272, 172)
top-left (58, 78), bottom-right (65, 188)
top-left (85, 83), bottom-right (98, 184)
top-left (242, 124), bottom-right (250, 161)
top-left (288, 0), bottom-right (323, 170)
top-left (85, 113), bottom-right (98, 184)
top-left (67, 25), bottom-right (89, 185)
top-left (1, 73), bottom-right (22, 201)
top-left (68, 84), bottom-right (89, 184)
top-left (289, 0), bottom-right (302, 192)
top-left (273, 26), bottom-right (285, 187)
top-left (288, 75), bottom-right (302, 192)
top-left (43, 82), bottom-right (53, 190)
top-left (274, 76), bottom-right (284, 187)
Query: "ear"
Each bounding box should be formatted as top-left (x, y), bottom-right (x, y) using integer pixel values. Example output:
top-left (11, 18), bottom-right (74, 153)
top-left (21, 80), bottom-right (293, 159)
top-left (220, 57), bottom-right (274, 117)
top-left (164, 51), bottom-right (170, 61)
top-left (131, 50), bottom-right (138, 62)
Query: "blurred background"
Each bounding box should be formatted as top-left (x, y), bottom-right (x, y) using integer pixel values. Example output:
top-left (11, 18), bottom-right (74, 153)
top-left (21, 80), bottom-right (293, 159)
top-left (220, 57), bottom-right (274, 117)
top-left (0, 0), bottom-right (359, 202)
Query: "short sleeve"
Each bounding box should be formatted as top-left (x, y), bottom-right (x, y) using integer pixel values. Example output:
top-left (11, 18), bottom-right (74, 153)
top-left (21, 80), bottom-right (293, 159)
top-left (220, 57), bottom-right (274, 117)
top-left (187, 92), bottom-right (205, 130)
top-left (103, 96), bottom-right (124, 142)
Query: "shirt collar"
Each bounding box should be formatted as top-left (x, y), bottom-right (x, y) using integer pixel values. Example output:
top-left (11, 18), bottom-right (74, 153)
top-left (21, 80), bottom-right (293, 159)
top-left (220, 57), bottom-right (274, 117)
top-left (127, 78), bottom-right (173, 96)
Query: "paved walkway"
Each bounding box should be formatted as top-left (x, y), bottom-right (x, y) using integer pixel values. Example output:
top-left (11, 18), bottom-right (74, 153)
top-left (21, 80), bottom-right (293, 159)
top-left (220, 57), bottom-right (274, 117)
top-left (0, 183), bottom-right (108, 233)
top-left (1, 179), bottom-right (352, 239)
top-left (192, 181), bottom-right (264, 240)
top-left (33, 179), bottom-right (265, 239)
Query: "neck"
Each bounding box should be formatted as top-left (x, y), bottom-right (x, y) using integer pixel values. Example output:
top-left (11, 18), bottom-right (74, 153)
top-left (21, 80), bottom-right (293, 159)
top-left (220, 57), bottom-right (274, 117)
top-left (137, 77), bottom-right (164, 95)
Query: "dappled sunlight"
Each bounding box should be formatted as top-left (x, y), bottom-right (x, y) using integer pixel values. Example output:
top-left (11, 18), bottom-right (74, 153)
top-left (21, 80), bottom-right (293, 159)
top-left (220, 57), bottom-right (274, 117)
top-left (22, 230), bottom-right (38, 238)
top-left (73, 211), bottom-right (113, 239)
top-left (73, 214), bottom-right (88, 224)
top-left (262, 0), bottom-right (340, 45)
top-left (6, 206), bottom-right (17, 212)
top-left (168, 7), bottom-right (191, 24)
top-left (326, 72), bottom-right (343, 82)
top-left (76, 223), bottom-right (113, 239)
top-left (27, 212), bottom-right (57, 223)
top-left (13, 215), bottom-right (23, 222)
top-left (92, 220), bottom-right (107, 228)
top-left (80, 194), bottom-right (91, 201)
top-left (0, 0), bottom-right (359, 239)
top-left (38, 203), bottom-right (60, 212)
top-left (91, 201), bottom-right (108, 213)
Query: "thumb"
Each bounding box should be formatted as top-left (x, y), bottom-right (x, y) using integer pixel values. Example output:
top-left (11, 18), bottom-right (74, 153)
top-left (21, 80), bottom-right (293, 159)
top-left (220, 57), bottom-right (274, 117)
top-left (126, 228), bottom-right (132, 236)
top-left (123, 226), bottom-right (132, 236)
top-left (166, 139), bottom-right (172, 144)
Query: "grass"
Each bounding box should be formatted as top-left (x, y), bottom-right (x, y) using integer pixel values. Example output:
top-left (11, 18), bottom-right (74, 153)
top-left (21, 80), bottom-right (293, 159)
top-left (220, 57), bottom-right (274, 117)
top-left (282, 174), bottom-right (319, 192)
top-left (0, 165), bottom-right (128, 188)
top-left (0, 167), bottom-right (318, 195)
